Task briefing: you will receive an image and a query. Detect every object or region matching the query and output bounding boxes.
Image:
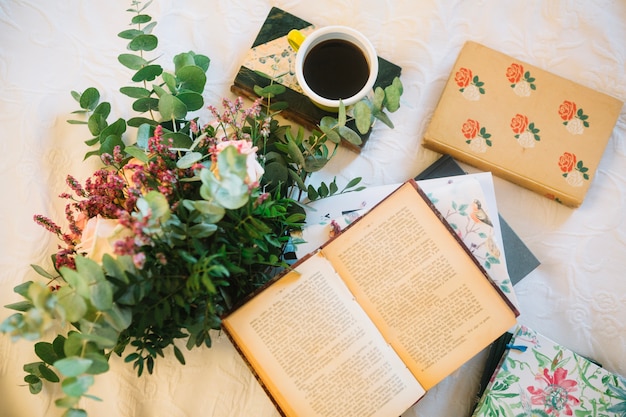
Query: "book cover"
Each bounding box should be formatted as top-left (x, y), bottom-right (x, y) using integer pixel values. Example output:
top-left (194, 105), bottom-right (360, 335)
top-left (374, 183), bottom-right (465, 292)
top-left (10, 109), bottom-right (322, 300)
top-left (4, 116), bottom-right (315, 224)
top-left (222, 180), bottom-right (519, 417)
top-left (231, 7), bottom-right (402, 152)
top-left (422, 41), bottom-right (623, 207)
top-left (415, 154), bottom-right (540, 285)
top-left (472, 325), bottom-right (626, 417)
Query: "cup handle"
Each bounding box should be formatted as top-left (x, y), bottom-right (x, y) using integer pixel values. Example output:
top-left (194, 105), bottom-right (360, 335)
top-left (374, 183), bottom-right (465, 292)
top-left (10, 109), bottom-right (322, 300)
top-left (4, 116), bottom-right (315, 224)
top-left (287, 29), bottom-right (305, 52)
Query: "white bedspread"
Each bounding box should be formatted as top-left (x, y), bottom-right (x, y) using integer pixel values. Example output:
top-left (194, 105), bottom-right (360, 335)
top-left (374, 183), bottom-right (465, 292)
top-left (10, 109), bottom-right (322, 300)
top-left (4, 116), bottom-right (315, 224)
top-left (1, 1), bottom-right (624, 416)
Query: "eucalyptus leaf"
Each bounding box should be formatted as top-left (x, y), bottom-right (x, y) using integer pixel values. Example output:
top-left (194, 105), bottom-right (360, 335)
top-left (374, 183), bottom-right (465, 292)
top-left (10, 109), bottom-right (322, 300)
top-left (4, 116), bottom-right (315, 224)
top-left (353, 101), bottom-right (372, 134)
top-left (119, 86), bottom-right (150, 98)
top-left (54, 357), bottom-right (93, 378)
top-left (30, 264), bottom-right (54, 279)
top-left (61, 375), bottom-right (94, 397)
top-left (124, 145), bottom-right (150, 163)
top-left (176, 65), bottom-right (206, 93)
top-left (132, 97), bottom-right (159, 113)
top-left (136, 123), bottom-right (153, 148)
top-left (176, 151), bottom-right (203, 169)
top-left (56, 286), bottom-right (87, 322)
top-left (173, 52), bottom-right (196, 71)
top-left (117, 29), bottom-right (143, 40)
top-left (162, 71), bottom-right (177, 93)
top-left (79, 88), bottom-right (100, 111)
top-left (118, 53), bottom-right (148, 70)
top-left (132, 64), bottom-right (163, 82)
top-left (176, 91), bottom-right (204, 111)
top-left (87, 113), bottom-right (106, 136)
top-left (35, 342), bottom-right (59, 365)
top-left (128, 34), bottom-right (158, 52)
top-left (158, 94), bottom-right (188, 121)
top-left (131, 14), bottom-right (152, 24)
top-left (193, 54), bottom-right (210, 72)
top-left (337, 126), bottom-right (362, 146)
top-left (383, 76), bottom-right (403, 112)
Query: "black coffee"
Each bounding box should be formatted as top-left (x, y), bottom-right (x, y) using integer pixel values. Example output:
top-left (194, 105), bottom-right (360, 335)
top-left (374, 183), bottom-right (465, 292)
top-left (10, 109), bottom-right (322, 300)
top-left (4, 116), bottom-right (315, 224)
top-left (302, 39), bottom-right (370, 100)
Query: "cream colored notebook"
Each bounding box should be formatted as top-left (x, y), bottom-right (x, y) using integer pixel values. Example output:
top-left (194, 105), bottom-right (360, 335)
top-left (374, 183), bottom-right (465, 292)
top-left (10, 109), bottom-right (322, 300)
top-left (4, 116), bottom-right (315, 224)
top-left (423, 41), bottom-right (623, 207)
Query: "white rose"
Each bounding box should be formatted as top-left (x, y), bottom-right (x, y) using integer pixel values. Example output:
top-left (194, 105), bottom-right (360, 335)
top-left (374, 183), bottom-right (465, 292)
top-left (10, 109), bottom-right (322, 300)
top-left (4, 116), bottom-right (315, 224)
top-left (566, 118), bottom-right (584, 135)
top-left (462, 84), bottom-right (481, 101)
top-left (513, 80), bottom-right (531, 97)
top-left (565, 170), bottom-right (584, 187)
top-left (468, 137), bottom-right (488, 153)
top-left (517, 131), bottom-right (536, 148)
top-left (79, 216), bottom-right (130, 263)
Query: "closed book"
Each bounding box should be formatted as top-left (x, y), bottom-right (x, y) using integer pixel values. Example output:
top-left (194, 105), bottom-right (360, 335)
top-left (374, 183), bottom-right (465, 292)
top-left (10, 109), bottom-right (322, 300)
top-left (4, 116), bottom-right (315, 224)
top-left (422, 41), bottom-right (623, 207)
top-left (231, 7), bottom-right (402, 152)
top-left (472, 325), bottom-right (626, 417)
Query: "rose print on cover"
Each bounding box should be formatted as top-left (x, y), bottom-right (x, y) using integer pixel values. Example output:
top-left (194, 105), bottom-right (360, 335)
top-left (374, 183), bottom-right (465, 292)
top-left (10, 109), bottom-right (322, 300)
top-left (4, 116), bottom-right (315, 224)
top-left (455, 67), bottom-right (485, 101)
top-left (462, 119), bottom-right (492, 153)
top-left (558, 152), bottom-right (589, 187)
top-left (506, 62), bottom-right (536, 97)
top-left (559, 100), bottom-right (589, 135)
top-left (510, 113), bottom-right (540, 148)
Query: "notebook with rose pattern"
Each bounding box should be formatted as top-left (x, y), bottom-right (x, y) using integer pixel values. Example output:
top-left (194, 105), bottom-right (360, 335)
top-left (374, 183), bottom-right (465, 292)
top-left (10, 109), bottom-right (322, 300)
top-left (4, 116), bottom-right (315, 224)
top-left (422, 41), bottom-right (623, 207)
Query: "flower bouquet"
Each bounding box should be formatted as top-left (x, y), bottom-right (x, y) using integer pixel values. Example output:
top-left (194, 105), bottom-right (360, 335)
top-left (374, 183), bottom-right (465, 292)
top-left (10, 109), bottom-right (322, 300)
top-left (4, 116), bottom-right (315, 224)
top-left (0, 1), bottom-right (402, 416)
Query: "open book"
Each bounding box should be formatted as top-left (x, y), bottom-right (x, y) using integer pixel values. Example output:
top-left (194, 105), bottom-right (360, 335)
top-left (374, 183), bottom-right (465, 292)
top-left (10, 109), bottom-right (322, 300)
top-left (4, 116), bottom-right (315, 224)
top-left (222, 180), bottom-right (519, 417)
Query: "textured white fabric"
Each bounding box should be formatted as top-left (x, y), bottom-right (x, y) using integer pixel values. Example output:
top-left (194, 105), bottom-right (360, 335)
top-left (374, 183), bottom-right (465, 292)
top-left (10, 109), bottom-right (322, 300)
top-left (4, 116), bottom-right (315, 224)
top-left (1, 1), bottom-right (624, 416)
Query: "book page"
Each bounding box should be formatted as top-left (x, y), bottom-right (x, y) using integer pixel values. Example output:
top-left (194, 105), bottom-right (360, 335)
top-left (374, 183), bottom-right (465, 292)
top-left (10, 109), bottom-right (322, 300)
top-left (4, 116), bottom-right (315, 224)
top-left (222, 251), bottom-right (425, 417)
top-left (322, 181), bottom-right (518, 390)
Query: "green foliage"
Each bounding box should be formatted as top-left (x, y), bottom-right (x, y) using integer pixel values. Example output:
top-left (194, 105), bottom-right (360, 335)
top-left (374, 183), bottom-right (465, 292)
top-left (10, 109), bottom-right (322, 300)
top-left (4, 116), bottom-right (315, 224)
top-left (1, 1), bottom-right (403, 416)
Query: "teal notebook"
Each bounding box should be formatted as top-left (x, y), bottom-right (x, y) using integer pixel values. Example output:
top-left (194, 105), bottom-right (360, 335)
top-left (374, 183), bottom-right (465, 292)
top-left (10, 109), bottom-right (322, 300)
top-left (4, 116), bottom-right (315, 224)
top-left (231, 7), bottom-right (402, 152)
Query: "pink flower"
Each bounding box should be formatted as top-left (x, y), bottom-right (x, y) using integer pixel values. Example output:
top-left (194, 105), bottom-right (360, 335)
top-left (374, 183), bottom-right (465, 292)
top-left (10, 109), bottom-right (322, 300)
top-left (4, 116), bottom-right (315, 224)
top-left (215, 140), bottom-right (264, 184)
top-left (527, 367), bottom-right (580, 416)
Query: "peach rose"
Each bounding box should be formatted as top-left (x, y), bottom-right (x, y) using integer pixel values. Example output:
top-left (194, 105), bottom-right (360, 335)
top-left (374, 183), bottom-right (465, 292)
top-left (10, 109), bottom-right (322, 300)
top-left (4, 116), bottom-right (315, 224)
top-left (79, 215), bottom-right (131, 263)
top-left (510, 114), bottom-right (529, 134)
top-left (462, 119), bottom-right (480, 139)
top-left (558, 152), bottom-right (577, 173)
top-left (215, 140), bottom-right (264, 184)
top-left (455, 67), bottom-right (473, 88)
top-left (559, 100), bottom-right (577, 121)
top-left (506, 63), bottom-right (524, 84)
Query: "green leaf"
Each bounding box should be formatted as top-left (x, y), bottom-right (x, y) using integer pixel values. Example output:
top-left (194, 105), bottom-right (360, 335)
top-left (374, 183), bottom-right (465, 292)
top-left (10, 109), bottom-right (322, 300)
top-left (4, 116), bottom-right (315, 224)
top-left (132, 97), bottom-right (160, 113)
top-left (193, 54), bottom-right (210, 72)
top-left (4, 300), bottom-right (32, 311)
top-left (123, 145), bottom-right (150, 163)
top-left (383, 77), bottom-right (403, 112)
top-left (132, 64), bottom-right (163, 82)
top-left (338, 101), bottom-right (347, 126)
top-left (131, 14), bottom-right (152, 24)
top-left (176, 91), bottom-right (204, 112)
top-left (87, 113), bottom-right (106, 136)
top-left (35, 342), bottom-right (59, 365)
top-left (176, 151), bottom-right (203, 169)
top-left (60, 267), bottom-right (89, 299)
top-left (337, 126), bottom-right (362, 146)
top-left (117, 29), bottom-right (143, 40)
top-left (176, 65), bottom-right (207, 93)
top-left (158, 94), bottom-right (188, 120)
top-left (286, 139), bottom-right (305, 167)
top-left (54, 357), bottom-right (93, 378)
top-left (55, 396), bottom-right (80, 409)
top-left (120, 86), bottom-right (151, 98)
top-left (128, 34), bottom-right (158, 52)
top-left (372, 108), bottom-right (394, 129)
top-left (61, 375), bottom-right (94, 397)
top-left (79, 88), bottom-right (100, 111)
top-left (173, 52), bottom-right (196, 72)
top-left (27, 375), bottom-right (42, 394)
top-left (39, 364), bottom-right (60, 382)
top-left (173, 345), bottom-right (186, 365)
top-left (118, 53), bottom-right (148, 70)
top-left (353, 101), bottom-right (372, 134)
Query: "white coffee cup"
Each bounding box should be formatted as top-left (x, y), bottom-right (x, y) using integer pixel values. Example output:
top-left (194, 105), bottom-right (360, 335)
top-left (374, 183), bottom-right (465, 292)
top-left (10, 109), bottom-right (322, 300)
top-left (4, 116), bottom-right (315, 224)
top-left (288, 26), bottom-right (378, 112)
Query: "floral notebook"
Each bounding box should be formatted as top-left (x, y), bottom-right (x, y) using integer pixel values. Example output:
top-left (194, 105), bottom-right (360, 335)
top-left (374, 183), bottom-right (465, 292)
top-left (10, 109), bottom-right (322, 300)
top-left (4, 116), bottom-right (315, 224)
top-left (472, 325), bottom-right (626, 417)
top-left (422, 41), bottom-right (623, 207)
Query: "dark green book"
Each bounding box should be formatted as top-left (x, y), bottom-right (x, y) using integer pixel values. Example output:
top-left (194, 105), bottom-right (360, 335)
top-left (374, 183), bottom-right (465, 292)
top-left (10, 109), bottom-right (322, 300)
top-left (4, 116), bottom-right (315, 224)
top-left (415, 154), bottom-right (540, 285)
top-left (231, 7), bottom-right (402, 152)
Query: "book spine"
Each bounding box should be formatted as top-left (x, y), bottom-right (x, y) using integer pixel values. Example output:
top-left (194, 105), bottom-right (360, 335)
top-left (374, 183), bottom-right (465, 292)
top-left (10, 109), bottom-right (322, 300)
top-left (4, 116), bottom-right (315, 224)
top-left (421, 139), bottom-right (583, 208)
